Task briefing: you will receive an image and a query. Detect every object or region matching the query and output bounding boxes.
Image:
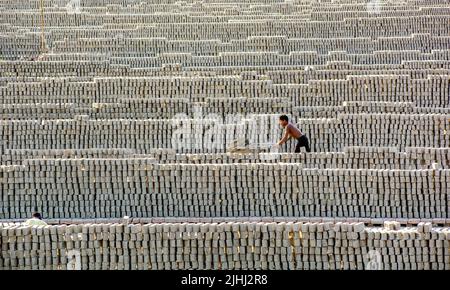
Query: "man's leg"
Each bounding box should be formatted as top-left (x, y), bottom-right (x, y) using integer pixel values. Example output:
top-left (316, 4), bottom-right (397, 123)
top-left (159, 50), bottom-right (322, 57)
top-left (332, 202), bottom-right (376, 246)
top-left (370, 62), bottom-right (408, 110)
top-left (303, 136), bottom-right (311, 152)
top-left (294, 138), bottom-right (302, 153)
top-left (297, 135), bottom-right (311, 153)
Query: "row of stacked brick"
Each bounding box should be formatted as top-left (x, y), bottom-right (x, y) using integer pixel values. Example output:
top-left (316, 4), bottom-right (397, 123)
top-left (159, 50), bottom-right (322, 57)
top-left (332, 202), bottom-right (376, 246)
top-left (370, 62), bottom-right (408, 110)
top-left (0, 145), bottom-right (448, 169)
top-left (110, 51), bottom-right (450, 68)
top-left (4, 50), bottom-right (449, 73)
top-left (3, 36), bottom-right (450, 61)
top-left (1, 146), bottom-right (448, 168)
top-left (269, 72), bottom-right (450, 87)
top-left (1, 75), bottom-right (447, 108)
top-left (2, 60), bottom-right (447, 83)
top-left (0, 159), bottom-right (448, 219)
top-left (11, 7), bottom-right (447, 25)
top-left (1, 221), bottom-right (448, 270)
top-left (2, 0), bottom-right (447, 14)
top-left (2, 60), bottom-right (448, 79)
top-left (0, 148), bottom-right (141, 165)
top-left (0, 113), bottom-right (446, 152)
top-left (294, 102), bottom-right (450, 119)
top-left (267, 67), bottom-right (450, 84)
top-left (2, 0), bottom-right (448, 9)
top-left (68, 6), bottom-right (450, 21)
top-left (292, 75), bottom-right (450, 107)
top-left (149, 147), bottom-right (450, 170)
top-left (1, 14), bottom-right (448, 41)
top-left (1, 100), bottom-right (449, 121)
top-left (2, 5), bottom-right (448, 23)
top-left (0, 98), bottom-right (289, 120)
top-left (3, 216), bottom-right (449, 227)
top-left (297, 113), bottom-right (449, 152)
top-left (45, 35), bottom-right (450, 55)
top-left (310, 7), bottom-right (450, 21)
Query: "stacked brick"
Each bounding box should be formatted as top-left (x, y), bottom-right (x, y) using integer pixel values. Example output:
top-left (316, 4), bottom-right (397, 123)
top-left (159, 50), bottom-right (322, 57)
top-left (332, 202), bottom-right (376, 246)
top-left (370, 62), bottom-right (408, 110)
top-left (1, 222), bottom-right (448, 270)
top-left (1, 160), bottom-right (448, 219)
top-left (1, 0), bottom-right (449, 270)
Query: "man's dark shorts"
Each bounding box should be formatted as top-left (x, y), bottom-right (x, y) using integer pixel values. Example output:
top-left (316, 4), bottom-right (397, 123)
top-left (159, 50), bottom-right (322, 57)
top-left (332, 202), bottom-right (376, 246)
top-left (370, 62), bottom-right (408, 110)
top-left (295, 135), bottom-right (311, 153)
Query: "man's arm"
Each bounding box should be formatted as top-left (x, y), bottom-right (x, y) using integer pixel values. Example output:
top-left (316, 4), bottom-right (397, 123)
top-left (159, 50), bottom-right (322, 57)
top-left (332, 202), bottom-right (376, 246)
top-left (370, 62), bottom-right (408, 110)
top-left (277, 128), bottom-right (291, 146)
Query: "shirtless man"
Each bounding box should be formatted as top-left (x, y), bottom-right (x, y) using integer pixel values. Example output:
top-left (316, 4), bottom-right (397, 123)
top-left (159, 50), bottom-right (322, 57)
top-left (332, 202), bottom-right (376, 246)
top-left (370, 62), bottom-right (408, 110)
top-left (275, 115), bottom-right (311, 153)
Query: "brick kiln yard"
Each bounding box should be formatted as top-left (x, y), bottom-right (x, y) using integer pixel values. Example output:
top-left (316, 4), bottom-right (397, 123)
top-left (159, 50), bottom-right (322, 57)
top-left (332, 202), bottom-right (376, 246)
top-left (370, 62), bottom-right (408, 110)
top-left (0, 0), bottom-right (449, 270)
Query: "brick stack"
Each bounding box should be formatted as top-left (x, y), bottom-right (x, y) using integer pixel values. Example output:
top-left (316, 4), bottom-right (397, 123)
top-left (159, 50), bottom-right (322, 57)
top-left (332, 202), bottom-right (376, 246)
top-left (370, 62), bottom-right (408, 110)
top-left (0, 0), bottom-right (449, 270)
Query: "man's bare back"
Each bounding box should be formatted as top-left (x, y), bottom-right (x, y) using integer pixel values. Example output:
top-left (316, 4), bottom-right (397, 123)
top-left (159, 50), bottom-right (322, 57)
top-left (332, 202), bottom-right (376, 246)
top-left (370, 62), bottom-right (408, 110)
top-left (277, 123), bottom-right (302, 145)
top-left (285, 123), bottom-right (302, 139)
top-left (276, 115), bottom-right (311, 152)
